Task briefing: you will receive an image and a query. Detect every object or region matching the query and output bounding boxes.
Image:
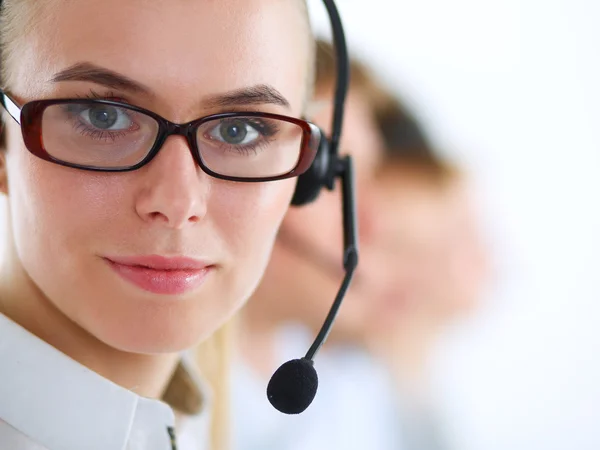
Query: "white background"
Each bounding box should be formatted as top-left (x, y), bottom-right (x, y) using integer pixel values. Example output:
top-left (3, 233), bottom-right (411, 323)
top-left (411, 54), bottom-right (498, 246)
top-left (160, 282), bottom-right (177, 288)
top-left (0, 1), bottom-right (597, 449)
top-left (309, 0), bottom-right (600, 449)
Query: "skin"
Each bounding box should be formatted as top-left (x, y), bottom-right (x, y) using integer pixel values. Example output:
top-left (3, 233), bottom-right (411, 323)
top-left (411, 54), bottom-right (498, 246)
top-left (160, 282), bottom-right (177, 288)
top-left (368, 171), bottom-right (487, 328)
top-left (363, 168), bottom-right (488, 394)
top-left (240, 86), bottom-right (386, 375)
top-left (0, 0), bottom-right (310, 398)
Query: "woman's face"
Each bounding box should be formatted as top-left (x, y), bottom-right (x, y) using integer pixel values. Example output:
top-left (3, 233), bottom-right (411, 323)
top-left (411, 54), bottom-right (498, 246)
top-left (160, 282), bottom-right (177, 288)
top-left (2, 0), bottom-right (310, 353)
top-left (365, 171), bottom-right (486, 331)
top-left (366, 173), bottom-right (449, 326)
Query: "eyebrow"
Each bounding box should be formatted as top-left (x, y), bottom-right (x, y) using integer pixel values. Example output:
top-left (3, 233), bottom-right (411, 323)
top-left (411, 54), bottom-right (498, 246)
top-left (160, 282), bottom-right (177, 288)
top-left (51, 62), bottom-right (152, 94)
top-left (203, 84), bottom-right (291, 109)
top-left (51, 62), bottom-right (290, 109)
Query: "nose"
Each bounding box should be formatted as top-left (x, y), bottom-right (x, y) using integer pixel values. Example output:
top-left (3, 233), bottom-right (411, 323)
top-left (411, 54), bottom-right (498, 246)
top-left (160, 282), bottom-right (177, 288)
top-left (135, 136), bottom-right (209, 229)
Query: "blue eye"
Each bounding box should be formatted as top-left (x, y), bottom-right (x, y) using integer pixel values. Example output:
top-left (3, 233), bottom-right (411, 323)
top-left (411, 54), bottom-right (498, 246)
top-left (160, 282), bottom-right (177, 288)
top-left (210, 119), bottom-right (261, 146)
top-left (79, 105), bottom-right (133, 131)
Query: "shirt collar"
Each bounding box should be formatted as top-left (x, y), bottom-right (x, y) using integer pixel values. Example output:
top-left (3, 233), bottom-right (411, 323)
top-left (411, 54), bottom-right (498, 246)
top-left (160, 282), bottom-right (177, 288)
top-left (162, 357), bottom-right (207, 416)
top-left (0, 312), bottom-right (179, 450)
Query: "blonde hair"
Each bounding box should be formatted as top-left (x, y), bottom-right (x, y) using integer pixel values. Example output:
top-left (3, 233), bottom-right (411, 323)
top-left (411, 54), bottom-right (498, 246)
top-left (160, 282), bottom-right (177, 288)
top-left (193, 322), bottom-right (234, 450)
top-left (0, 0), bottom-right (41, 88)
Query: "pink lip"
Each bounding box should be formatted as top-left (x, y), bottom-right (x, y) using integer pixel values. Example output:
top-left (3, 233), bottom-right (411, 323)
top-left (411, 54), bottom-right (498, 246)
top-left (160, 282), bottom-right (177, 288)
top-left (104, 255), bottom-right (214, 295)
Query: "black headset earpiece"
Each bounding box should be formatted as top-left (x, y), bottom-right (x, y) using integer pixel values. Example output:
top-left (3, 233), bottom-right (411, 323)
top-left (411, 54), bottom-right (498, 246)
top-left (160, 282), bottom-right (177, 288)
top-left (291, 128), bottom-right (331, 206)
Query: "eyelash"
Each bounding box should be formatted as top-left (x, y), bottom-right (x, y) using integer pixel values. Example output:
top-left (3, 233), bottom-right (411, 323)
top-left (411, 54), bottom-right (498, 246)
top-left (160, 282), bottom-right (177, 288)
top-left (71, 91), bottom-right (279, 153)
top-left (78, 89), bottom-right (127, 103)
top-left (224, 125), bottom-right (278, 155)
top-left (64, 91), bottom-right (137, 142)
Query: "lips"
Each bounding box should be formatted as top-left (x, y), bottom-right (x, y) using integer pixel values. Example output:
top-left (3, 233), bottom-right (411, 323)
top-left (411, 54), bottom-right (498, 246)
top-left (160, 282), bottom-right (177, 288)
top-left (104, 255), bottom-right (214, 295)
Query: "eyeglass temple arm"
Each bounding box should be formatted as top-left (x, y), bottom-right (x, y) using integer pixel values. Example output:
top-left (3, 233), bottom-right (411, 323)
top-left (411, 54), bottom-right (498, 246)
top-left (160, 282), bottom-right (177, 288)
top-left (0, 90), bottom-right (22, 125)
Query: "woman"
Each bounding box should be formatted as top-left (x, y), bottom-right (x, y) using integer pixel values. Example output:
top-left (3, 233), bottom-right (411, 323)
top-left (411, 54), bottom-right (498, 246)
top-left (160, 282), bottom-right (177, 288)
top-left (0, 1), bottom-right (320, 449)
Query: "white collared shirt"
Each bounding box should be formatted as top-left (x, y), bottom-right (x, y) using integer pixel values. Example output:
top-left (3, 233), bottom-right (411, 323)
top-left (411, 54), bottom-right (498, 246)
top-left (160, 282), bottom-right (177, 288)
top-left (0, 312), bottom-right (210, 450)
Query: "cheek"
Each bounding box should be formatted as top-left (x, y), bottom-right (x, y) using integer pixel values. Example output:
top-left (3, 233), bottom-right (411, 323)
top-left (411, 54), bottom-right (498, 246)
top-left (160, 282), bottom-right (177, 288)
top-left (7, 147), bottom-right (125, 259)
top-left (281, 189), bottom-right (343, 256)
top-left (209, 177), bottom-right (296, 295)
top-left (5, 141), bottom-right (137, 329)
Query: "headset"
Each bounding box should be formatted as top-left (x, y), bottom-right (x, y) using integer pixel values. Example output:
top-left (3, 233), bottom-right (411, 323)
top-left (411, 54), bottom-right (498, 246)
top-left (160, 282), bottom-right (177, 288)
top-left (0, 0), bottom-right (356, 418)
top-left (266, 0), bottom-right (359, 415)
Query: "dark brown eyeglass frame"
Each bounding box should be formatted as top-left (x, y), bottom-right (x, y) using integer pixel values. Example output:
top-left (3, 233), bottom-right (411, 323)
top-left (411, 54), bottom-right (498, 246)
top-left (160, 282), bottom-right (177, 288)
top-left (0, 90), bottom-right (321, 183)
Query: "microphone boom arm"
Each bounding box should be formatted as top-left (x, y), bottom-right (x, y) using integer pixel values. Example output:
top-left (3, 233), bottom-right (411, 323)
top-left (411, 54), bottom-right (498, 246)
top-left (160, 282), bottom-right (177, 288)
top-left (305, 155), bottom-right (358, 361)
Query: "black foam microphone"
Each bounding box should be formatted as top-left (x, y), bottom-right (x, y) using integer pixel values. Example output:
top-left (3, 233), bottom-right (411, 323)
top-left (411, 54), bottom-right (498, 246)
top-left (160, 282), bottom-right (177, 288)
top-left (267, 156), bottom-right (358, 414)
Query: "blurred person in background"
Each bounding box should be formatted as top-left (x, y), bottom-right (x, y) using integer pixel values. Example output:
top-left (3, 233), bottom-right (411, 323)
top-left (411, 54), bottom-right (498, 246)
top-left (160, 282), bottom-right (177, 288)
top-left (231, 40), bottom-right (490, 450)
top-left (362, 154), bottom-right (489, 450)
top-left (230, 40), bottom-right (401, 450)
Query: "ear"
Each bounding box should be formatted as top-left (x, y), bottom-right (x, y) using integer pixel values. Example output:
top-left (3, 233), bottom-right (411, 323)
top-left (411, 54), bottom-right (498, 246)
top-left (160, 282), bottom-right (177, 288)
top-left (0, 123), bottom-right (8, 195)
top-left (0, 155), bottom-right (7, 196)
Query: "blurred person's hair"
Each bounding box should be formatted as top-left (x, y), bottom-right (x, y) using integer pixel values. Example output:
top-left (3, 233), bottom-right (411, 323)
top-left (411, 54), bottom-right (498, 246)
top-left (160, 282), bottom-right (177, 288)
top-left (376, 102), bottom-right (458, 185)
top-left (375, 153), bottom-right (459, 190)
top-left (315, 39), bottom-right (450, 176)
top-left (375, 99), bottom-right (460, 185)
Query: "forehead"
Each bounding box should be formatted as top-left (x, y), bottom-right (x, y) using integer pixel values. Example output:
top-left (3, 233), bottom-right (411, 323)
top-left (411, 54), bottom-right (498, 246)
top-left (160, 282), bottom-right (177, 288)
top-left (13, 0), bottom-right (309, 113)
top-left (378, 175), bottom-right (446, 230)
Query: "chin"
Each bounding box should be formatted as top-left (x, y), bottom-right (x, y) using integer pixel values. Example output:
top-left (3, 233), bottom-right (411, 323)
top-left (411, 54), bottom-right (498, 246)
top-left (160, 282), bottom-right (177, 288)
top-left (81, 297), bottom-right (216, 355)
top-left (97, 320), bottom-right (200, 355)
top-left (80, 267), bottom-right (250, 355)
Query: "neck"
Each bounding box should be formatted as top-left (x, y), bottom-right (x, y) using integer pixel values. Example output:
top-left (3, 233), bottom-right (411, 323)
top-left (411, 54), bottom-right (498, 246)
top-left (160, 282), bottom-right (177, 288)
top-left (237, 302), bottom-right (280, 380)
top-left (0, 243), bottom-right (179, 400)
top-left (370, 315), bottom-right (440, 405)
top-left (389, 326), bottom-right (435, 391)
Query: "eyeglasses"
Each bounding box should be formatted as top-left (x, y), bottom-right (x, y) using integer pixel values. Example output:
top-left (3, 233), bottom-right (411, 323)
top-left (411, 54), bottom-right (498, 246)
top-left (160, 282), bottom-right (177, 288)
top-left (0, 91), bottom-right (322, 182)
